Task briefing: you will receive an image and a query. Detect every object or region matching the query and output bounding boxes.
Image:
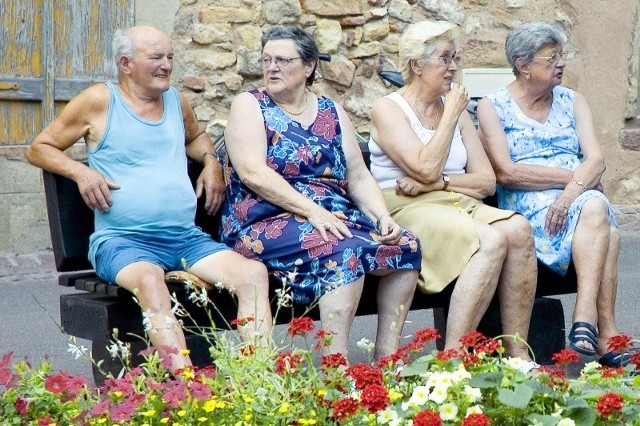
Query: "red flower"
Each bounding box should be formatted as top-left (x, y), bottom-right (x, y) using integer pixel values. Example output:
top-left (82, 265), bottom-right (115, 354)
top-left (414, 409), bottom-right (443, 426)
top-left (360, 383), bottom-right (390, 413)
top-left (38, 418), bottom-right (56, 426)
top-left (346, 364), bottom-right (383, 390)
top-left (288, 317), bottom-right (315, 337)
top-left (14, 396), bottom-right (29, 415)
top-left (331, 397), bottom-right (359, 420)
top-left (436, 348), bottom-right (461, 362)
top-left (402, 328), bottom-right (441, 353)
top-left (45, 373), bottom-right (68, 394)
top-left (374, 245), bottom-right (402, 270)
top-left (315, 329), bottom-right (335, 349)
top-left (275, 351), bottom-right (303, 374)
top-left (0, 352), bottom-right (13, 369)
top-left (601, 366), bottom-right (625, 379)
top-left (459, 331), bottom-right (487, 349)
top-left (607, 334), bottom-right (633, 353)
top-left (230, 317), bottom-right (255, 327)
top-left (0, 368), bottom-right (13, 386)
top-left (265, 219), bottom-right (287, 239)
top-left (311, 107), bottom-right (338, 141)
top-left (461, 413), bottom-right (491, 426)
top-left (596, 392), bottom-right (624, 418)
top-left (552, 349), bottom-right (581, 366)
top-left (321, 353), bottom-right (348, 369)
top-left (630, 352), bottom-right (640, 369)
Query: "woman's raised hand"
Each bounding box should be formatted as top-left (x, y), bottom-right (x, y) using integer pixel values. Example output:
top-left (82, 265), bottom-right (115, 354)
top-left (443, 82), bottom-right (470, 119)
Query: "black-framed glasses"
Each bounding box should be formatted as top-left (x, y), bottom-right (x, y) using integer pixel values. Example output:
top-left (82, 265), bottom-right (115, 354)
top-left (534, 51), bottom-right (565, 65)
top-left (434, 54), bottom-right (461, 67)
top-left (258, 56), bottom-right (302, 69)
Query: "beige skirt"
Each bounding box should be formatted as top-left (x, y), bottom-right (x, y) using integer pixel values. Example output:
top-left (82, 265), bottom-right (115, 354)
top-left (383, 189), bottom-right (515, 294)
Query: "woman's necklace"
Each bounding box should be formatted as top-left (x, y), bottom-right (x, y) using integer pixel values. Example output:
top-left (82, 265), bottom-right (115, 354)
top-left (403, 92), bottom-right (441, 130)
top-left (274, 91), bottom-right (309, 116)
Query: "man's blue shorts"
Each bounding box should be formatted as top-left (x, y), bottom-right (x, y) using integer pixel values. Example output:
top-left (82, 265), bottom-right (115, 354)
top-left (93, 229), bottom-right (230, 284)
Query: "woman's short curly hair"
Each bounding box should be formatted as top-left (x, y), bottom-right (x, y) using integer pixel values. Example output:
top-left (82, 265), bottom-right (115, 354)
top-left (399, 20), bottom-right (459, 84)
top-left (505, 22), bottom-right (567, 76)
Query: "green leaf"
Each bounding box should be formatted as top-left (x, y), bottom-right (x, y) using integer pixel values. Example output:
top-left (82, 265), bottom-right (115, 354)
top-left (564, 406), bottom-right (596, 426)
top-left (400, 359), bottom-right (431, 377)
top-left (526, 414), bottom-right (559, 426)
top-left (497, 383), bottom-right (533, 408)
top-left (468, 372), bottom-right (504, 388)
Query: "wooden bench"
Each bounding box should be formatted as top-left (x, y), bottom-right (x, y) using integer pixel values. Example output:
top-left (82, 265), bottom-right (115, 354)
top-left (43, 155), bottom-right (577, 384)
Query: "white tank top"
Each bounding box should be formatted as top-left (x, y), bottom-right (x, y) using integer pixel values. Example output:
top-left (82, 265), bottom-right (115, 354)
top-left (369, 92), bottom-right (467, 190)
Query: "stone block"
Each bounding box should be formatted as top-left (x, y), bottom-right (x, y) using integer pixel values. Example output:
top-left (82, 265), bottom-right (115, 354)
top-left (200, 6), bottom-right (254, 23)
top-left (263, 0), bottom-right (302, 24)
top-left (315, 19), bottom-right (343, 54)
top-left (302, 0), bottom-right (363, 16)
top-left (184, 50), bottom-right (237, 72)
top-left (362, 17), bottom-right (390, 42)
top-left (319, 55), bottom-right (356, 87)
top-left (346, 41), bottom-right (381, 59)
top-left (192, 23), bottom-right (233, 45)
top-left (619, 119), bottom-right (640, 151)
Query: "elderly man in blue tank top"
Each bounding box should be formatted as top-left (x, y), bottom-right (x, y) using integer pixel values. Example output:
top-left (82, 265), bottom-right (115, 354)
top-left (27, 26), bottom-right (273, 375)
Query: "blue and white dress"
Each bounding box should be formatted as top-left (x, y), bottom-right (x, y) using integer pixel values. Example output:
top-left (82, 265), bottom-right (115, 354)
top-left (485, 85), bottom-right (616, 275)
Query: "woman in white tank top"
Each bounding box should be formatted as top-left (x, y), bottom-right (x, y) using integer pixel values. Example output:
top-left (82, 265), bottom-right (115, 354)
top-left (369, 20), bottom-right (538, 366)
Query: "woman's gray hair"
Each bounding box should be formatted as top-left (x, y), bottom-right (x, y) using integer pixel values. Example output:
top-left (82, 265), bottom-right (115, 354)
top-left (261, 26), bottom-right (319, 86)
top-left (505, 22), bottom-right (567, 76)
top-left (398, 20), bottom-right (459, 85)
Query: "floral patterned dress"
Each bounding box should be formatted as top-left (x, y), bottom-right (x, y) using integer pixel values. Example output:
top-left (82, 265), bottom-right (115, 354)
top-left (220, 88), bottom-right (421, 304)
top-left (485, 85), bottom-right (617, 275)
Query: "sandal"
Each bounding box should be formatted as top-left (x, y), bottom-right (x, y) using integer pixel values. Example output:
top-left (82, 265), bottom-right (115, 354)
top-left (598, 351), bottom-right (632, 368)
top-left (568, 321), bottom-right (598, 356)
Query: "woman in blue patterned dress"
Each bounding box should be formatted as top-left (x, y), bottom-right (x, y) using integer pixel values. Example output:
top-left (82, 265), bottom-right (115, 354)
top-left (478, 22), bottom-right (628, 366)
top-left (221, 26), bottom-right (421, 360)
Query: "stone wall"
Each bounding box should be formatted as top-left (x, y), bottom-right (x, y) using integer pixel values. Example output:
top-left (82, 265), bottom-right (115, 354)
top-left (1, 0), bottom-right (639, 260)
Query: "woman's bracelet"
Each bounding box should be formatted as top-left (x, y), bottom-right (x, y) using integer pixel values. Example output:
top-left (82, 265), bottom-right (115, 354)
top-left (376, 213), bottom-right (391, 229)
top-left (572, 178), bottom-right (586, 192)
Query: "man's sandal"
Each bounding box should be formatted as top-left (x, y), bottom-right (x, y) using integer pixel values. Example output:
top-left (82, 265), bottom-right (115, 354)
top-left (568, 321), bottom-right (598, 356)
top-left (165, 270), bottom-right (212, 289)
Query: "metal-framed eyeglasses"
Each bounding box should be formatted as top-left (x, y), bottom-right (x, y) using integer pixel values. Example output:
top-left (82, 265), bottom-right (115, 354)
top-left (534, 51), bottom-right (565, 65)
top-left (434, 54), bottom-right (461, 66)
top-left (258, 56), bottom-right (303, 69)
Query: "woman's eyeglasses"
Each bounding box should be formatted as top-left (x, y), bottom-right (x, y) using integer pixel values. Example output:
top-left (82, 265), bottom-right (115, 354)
top-left (534, 51), bottom-right (565, 65)
top-left (434, 54), bottom-right (461, 67)
top-left (258, 56), bottom-right (302, 69)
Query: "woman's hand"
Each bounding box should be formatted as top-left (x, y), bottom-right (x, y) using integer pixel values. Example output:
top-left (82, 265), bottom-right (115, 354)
top-left (396, 176), bottom-right (429, 196)
top-left (545, 190), bottom-right (580, 236)
top-left (307, 207), bottom-right (353, 242)
top-left (443, 82), bottom-right (470, 120)
top-left (375, 214), bottom-right (404, 245)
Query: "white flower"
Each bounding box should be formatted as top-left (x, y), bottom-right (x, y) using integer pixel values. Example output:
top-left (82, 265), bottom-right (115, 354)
top-left (439, 402), bottom-right (458, 421)
top-left (67, 342), bottom-right (89, 360)
top-left (503, 356), bottom-right (528, 370)
top-left (357, 338), bottom-right (374, 352)
top-left (214, 281), bottom-right (224, 292)
top-left (275, 287), bottom-right (293, 308)
top-left (557, 418), bottom-right (576, 426)
top-left (142, 309), bottom-right (155, 332)
top-left (188, 287), bottom-right (209, 306)
top-left (428, 385), bottom-right (449, 404)
top-left (106, 340), bottom-right (129, 359)
top-left (452, 365), bottom-right (472, 382)
top-left (426, 371), bottom-right (453, 391)
top-left (581, 361), bottom-right (601, 373)
top-left (107, 343), bottom-right (119, 358)
top-left (377, 408), bottom-right (400, 425)
top-left (463, 385), bottom-right (482, 403)
top-left (408, 386), bottom-right (430, 406)
top-left (466, 405), bottom-right (483, 416)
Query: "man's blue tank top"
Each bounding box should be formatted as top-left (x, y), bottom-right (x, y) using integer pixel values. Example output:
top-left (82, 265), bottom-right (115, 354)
top-left (87, 82), bottom-right (197, 265)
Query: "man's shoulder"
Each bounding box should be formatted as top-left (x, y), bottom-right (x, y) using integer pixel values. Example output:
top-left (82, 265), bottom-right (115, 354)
top-left (70, 83), bottom-right (111, 111)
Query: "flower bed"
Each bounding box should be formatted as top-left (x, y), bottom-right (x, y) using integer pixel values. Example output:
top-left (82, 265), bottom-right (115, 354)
top-left (1, 317), bottom-right (640, 426)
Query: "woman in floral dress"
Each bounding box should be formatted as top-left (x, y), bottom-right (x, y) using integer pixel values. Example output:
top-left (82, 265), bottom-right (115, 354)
top-left (478, 21), bottom-right (628, 366)
top-left (221, 26), bottom-right (420, 360)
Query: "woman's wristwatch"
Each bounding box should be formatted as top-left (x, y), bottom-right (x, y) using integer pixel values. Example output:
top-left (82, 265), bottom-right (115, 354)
top-left (442, 173), bottom-right (450, 191)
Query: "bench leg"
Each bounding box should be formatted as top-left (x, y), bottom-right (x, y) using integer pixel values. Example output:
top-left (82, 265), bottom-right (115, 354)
top-left (433, 307), bottom-right (448, 350)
